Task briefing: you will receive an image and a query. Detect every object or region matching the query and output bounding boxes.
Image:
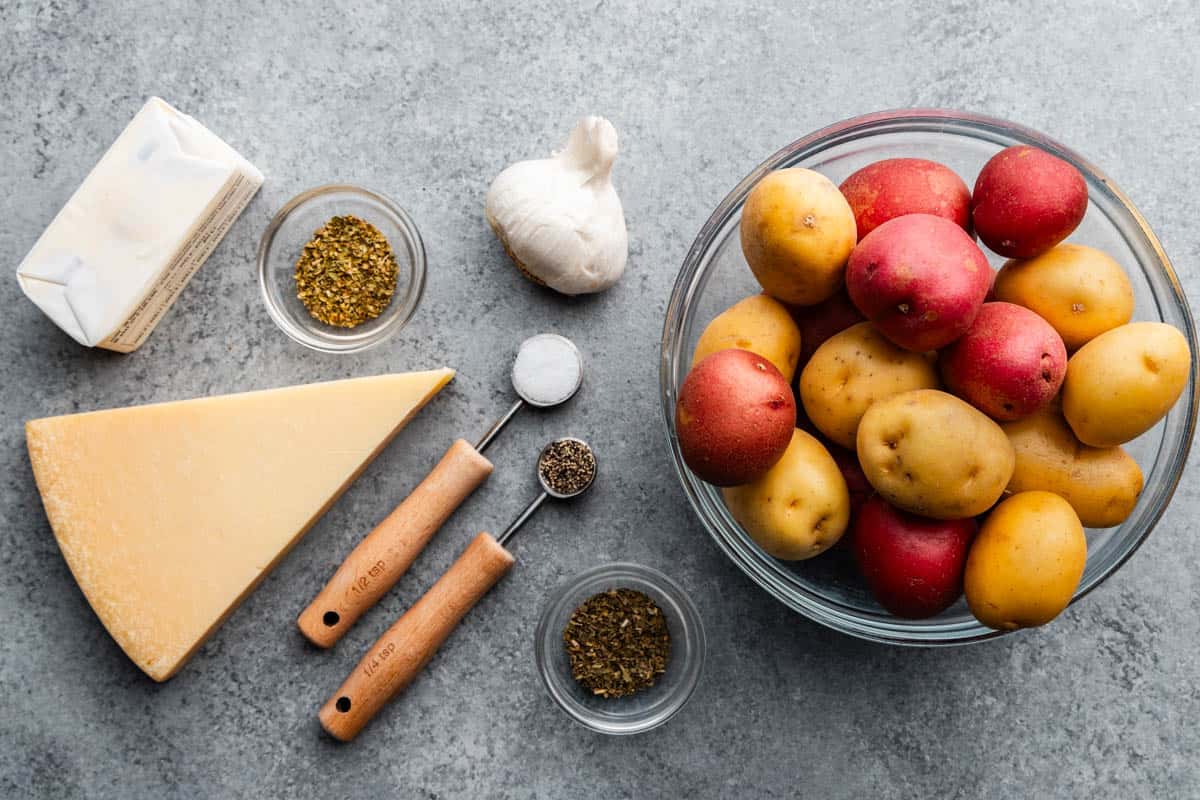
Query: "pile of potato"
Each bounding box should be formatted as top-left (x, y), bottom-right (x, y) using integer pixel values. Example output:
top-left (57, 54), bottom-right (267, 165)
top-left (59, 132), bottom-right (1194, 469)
top-left (675, 147), bottom-right (1192, 631)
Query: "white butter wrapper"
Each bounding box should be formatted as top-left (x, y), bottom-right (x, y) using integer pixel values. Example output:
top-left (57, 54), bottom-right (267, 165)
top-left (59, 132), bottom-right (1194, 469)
top-left (16, 97), bottom-right (264, 352)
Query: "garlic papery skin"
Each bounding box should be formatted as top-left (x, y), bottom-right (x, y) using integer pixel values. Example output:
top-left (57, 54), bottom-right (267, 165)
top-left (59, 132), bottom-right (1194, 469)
top-left (485, 116), bottom-right (628, 295)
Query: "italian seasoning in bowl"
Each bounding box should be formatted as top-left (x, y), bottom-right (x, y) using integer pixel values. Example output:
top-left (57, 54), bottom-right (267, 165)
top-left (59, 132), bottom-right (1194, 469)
top-left (257, 185), bottom-right (425, 354)
top-left (294, 215), bottom-right (398, 328)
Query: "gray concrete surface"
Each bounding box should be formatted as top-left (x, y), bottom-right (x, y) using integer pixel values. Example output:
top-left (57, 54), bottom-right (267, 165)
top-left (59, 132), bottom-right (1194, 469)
top-left (2, 1), bottom-right (1199, 797)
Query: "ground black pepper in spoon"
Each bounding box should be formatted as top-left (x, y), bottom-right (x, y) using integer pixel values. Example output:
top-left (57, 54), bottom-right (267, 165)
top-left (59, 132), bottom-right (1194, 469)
top-left (496, 437), bottom-right (597, 546)
top-left (537, 439), bottom-right (598, 499)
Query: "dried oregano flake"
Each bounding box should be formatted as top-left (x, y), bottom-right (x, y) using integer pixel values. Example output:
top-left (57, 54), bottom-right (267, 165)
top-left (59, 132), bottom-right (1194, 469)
top-left (295, 215), bottom-right (398, 328)
top-left (563, 588), bottom-right (671, 698)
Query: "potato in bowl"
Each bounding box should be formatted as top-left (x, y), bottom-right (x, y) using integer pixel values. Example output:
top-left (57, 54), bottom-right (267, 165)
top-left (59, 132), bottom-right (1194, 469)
top-left (662, 109), bottom-right (1197, 644)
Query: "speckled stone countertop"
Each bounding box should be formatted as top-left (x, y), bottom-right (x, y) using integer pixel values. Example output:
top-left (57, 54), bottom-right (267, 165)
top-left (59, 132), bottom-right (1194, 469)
top-left (2, 2), bottom-right (1199, 797)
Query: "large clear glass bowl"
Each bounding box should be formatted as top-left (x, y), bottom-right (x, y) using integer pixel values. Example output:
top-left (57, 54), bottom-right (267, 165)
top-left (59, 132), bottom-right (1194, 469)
top-left (660, 109), bottom-right (1198, 645)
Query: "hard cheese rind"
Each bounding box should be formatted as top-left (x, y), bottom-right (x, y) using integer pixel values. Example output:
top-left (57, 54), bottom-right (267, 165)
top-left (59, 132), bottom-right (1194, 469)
top-left (26, 369), bottom-right (454, 681)
top-left (16, 97), bottom-right (263, 352)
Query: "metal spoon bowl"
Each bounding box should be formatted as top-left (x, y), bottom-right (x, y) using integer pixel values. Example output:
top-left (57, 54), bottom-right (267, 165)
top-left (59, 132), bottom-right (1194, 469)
top-left (512, 334), bottom-right (584, 408)
top-left (497, 437), bottom-right (597, 546)
top-left (476, 334), bottom-right (584, 453)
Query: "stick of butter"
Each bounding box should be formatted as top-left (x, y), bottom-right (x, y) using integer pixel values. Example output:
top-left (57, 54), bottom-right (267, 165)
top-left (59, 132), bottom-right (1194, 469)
top-left (15, 97), bottom-right (264, 352)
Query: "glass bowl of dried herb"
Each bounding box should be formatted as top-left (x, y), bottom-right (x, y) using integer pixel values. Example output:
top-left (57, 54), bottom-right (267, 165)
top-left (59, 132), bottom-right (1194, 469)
top-left (534, 562), bottom-right (705, 735)
top-left (257, 185), bottom-right (426, 353)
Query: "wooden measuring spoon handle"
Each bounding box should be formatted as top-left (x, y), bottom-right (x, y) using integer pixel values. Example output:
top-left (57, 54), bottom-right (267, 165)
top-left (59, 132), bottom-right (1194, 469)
top-left (318, 532), bottom-right (514, 742)
top-left (297, 439), bottom-right (493, 648)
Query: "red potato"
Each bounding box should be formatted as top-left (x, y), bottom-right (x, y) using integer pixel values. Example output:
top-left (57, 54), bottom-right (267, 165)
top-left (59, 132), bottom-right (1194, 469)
top-left (789, 288), bottom-right (866, 371)
top-left (854, 496), bottom-right (977, 619)
top-left (972, 145), bottom-right (1088, 259)
top-left (845, 214), bottom-right (992, 351)
top-left (675, 349), bottom-right (795, 486)
top-left (839, 158), bottom-right (971, 240)
top-left (940, 302), bottom-right (1068, 421)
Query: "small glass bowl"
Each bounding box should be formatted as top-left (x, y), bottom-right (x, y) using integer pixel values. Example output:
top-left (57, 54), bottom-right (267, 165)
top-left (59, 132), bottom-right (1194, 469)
top-left (257, 185), bottom-right (426, 354)
top-left (660, 109), bottom-right (1199, 645)
top-left (534, 563), bottom-right (705, 735)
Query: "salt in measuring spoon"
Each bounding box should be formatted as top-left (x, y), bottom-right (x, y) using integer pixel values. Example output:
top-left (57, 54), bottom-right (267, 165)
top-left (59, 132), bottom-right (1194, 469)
top-left (297, 335), bottom-right (584, 648)
top-left (477, 333), bottom-right (584, 450)
top-left (319, 437), bottom-right (597, 742)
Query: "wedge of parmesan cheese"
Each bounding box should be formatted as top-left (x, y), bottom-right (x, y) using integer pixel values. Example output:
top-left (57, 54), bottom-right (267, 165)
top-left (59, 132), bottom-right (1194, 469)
top-left (25, 369), bottom-right (454, 681)
top-left (16, 97), bottom-right (263, 352)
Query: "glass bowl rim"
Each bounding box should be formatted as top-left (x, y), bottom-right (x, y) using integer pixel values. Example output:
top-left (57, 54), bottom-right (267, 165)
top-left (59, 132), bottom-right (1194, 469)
top-left (659, 107), bottom-right (1199, 646)
top-left (256, 183), bottom-right (427, 354)
top-left (533, 561), bottom-right (707, 735)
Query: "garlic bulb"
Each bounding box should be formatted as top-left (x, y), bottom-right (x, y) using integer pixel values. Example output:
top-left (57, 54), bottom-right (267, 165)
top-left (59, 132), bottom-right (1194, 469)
top-left (485, 116), bottom-right (628, 295)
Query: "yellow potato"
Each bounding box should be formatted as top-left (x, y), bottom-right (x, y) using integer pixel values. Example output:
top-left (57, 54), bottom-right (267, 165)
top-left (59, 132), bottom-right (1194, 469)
top-left (691, 293), bottom-right (802, 382)
top-left (799, 322), bottom-right (939, 449)
top-left (964, 491), bottom-right (1086, 631)
top-left (1062, 322), bottom-right (1191, 447)
top-left (856, 389), bottom-right (1014, 519)
top-left (1002, 408), bottom-right (1143, 528)
top-left (739, 167), bottom-right (857, 306)
top-left (723, 429), bottom-right (850, 560)
top-left (993, 244), bottom-right (1134, 350)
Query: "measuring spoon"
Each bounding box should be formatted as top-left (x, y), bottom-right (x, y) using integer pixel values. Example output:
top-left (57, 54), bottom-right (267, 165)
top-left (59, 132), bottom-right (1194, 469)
top-left (298, 335), bottom-right (583, 648)
top-left (319, 437), bottom-right (596, 742)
